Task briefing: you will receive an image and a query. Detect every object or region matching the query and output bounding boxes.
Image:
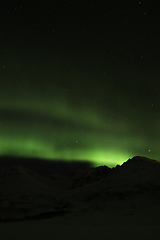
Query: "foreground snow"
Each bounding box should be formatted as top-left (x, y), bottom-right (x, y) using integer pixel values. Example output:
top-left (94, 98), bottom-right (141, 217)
top-left (0, 156), bottom-right (160, 239)
top-left (0, 219), bottom-right (160, 240)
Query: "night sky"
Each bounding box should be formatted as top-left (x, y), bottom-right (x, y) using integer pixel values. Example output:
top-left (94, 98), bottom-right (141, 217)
top-left (0, 1), bottom-right (160, 167)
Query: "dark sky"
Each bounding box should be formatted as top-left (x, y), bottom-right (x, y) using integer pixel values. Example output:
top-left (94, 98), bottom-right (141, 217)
top-left (0, 0), bottom-right (160, 167)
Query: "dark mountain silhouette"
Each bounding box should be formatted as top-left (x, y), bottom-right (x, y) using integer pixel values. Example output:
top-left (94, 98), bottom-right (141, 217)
top-left (0, 156), bottom-right (160, 224)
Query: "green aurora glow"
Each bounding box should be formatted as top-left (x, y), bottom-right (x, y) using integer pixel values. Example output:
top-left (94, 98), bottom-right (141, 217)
top-left (0, 2), bottom-right (160, 167)
top-left (0, 57), bottom-right (159, 167)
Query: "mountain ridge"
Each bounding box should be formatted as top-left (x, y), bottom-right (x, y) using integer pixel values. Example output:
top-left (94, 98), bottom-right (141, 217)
top-left (0, 155), bottom-right (160, 223)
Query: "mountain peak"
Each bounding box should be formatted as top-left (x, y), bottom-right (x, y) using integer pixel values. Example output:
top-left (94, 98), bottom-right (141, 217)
top-left (122, 156), bottom-right (160, 167)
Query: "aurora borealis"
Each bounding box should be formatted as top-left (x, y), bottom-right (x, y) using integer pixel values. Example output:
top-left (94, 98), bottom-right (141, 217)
top-left (0, 1), bottom-right (160, 167)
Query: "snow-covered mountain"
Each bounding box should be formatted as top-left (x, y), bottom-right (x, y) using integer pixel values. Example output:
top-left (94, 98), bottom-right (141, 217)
top-left (1, 156), bottom-right (160, 224)
top-left (0, 164), bottom-right (71, 221)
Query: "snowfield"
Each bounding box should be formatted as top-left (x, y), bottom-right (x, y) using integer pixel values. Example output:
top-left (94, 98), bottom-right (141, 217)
top-left (0, 156), bottom-right (160, 239)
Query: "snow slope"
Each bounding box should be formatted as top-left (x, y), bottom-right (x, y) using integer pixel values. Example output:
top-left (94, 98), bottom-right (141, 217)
top-left (0, 156), bottom-right (160, 225)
